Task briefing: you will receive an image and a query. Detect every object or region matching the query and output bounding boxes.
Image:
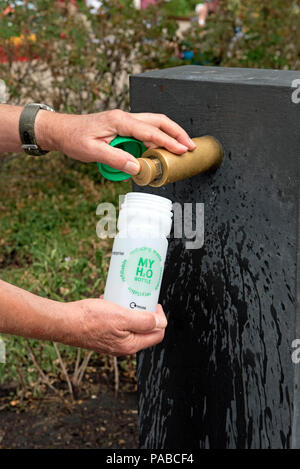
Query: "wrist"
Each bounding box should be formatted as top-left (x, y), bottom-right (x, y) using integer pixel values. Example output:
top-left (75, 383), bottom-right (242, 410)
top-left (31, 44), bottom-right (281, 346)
top-left (27, 296), bottom-right (69, 343)
top-left (34, 109), bottom-right (61, 152)
top-left (56, 300), bottom-right (86, 348)
top-left (28, 297), bottom-right (86, 348)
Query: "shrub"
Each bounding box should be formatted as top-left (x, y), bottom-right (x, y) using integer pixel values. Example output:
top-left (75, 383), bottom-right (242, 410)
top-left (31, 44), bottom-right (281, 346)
top-left (0, 0), bottom-right (179, 112)
top-left (182, 0), bottom-right (300, 70)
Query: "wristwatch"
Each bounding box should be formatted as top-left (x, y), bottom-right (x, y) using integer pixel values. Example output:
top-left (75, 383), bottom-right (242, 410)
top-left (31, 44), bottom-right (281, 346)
top-left (19, 103), bottom-right (55, 156)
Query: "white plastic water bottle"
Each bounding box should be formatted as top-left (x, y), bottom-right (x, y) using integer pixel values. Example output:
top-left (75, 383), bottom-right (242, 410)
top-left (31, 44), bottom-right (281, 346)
top-left (104, 192), bottom-right (173, 312)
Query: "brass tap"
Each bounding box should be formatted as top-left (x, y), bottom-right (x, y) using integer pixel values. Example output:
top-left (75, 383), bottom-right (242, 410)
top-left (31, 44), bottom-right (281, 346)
top-left (132, 136), bottom-right (223, 187)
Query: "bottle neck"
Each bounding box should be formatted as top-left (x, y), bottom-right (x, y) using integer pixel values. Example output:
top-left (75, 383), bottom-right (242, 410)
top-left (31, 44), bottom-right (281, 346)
top-left (118, 192), bottom-right (173, 239)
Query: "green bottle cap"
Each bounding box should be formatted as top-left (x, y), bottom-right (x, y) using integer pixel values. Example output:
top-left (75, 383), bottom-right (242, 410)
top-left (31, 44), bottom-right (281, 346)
top-left (97, 136), bottom-right (147, 182)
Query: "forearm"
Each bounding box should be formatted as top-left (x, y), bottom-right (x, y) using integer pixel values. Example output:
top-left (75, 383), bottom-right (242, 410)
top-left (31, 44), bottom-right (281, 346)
top-left (0, 104), bottom-right (23, 153)
top-left (0, 279), bottom-right (74, 343)
top-left (0, 104), bottom-right (61, 154)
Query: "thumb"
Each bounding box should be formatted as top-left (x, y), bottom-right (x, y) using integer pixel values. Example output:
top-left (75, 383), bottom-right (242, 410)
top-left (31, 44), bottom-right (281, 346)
top-left (121, 304), bottom-right (167, 333)
top-left (92, 141), bottom-right (140, 175)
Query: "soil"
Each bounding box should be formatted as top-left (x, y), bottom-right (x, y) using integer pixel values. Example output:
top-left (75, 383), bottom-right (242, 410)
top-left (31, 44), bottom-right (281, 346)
top-left (0, 389), bottom-right (139, 449)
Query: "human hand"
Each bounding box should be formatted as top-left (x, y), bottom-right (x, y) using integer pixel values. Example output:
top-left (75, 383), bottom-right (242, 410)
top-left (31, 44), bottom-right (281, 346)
top-left (0, 280), bottom-right (166, 356)
top-left (61, 298), bottom-right (167, 356)
top-left (35, 109), bottom-right (196, 175)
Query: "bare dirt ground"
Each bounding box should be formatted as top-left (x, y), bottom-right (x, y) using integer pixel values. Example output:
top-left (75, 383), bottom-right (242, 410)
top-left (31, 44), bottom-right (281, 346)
top-left (0, 358), bottom-right (139, 450)
top-left (0, 388), bottom-right (138, 449)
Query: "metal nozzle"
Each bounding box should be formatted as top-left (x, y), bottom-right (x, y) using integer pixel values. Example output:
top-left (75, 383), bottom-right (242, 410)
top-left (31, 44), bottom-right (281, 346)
top-left (132, 136), bottom-right (223, 188)
top-left (133, 157), bottom-right (163, 186)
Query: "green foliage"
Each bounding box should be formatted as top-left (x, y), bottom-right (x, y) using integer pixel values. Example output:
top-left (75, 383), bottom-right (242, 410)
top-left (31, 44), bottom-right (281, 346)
top-left (0, 154), bottom-right (129, 298)
top-left (0, 153), bottom-right (130, 397)
top-left (183, 0), bottom-right (300, 70)
top-left (0, 0), bottom-right (180, 111)
top-left (162, 0), bottom-right (197, 16)
top-left (0, 335), bottom-right (73, 394)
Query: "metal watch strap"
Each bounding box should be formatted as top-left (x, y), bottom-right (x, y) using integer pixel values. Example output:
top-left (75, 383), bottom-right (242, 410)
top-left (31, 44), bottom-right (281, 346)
top-left (19, 103), bottom-right (55, 156)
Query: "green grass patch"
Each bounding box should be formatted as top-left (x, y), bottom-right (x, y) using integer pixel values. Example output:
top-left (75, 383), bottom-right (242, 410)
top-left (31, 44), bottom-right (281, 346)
top-left (0, 152), bottom-right (131, 394)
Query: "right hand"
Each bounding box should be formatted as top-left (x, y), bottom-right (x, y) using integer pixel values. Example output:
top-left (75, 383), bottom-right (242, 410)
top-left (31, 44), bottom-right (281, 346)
top-left (35, 109), bottom-right (196, 174)
top-left (62, 298), bottom-right (167, 356)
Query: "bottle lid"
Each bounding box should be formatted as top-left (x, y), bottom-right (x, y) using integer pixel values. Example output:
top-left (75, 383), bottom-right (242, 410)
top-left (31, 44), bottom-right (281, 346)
top-left (97, 136), bottom-right (147, 182)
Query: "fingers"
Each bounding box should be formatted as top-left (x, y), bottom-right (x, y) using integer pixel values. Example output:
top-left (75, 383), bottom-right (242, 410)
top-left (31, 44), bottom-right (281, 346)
top-left (116, 304), bottom-right (167, 355)
top-left (120, 116), bottom-right (189, 155)
top-left (103, 301), bottom-right (167, 355)
top-left (132, 113), bottom-right (196, 151)
top-left (110, 328), bottom-right (165, 356)
top-left (74, 299), bottom-right (167, 356)
top-left (129, 329), bottom-right (165, 354)
top-left (69, 111), bottom-right (195, 170)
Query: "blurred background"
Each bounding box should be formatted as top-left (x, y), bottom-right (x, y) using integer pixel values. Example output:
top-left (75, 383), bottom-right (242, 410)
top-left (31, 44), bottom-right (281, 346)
top-left (0, 0), bottom-right (299, 449)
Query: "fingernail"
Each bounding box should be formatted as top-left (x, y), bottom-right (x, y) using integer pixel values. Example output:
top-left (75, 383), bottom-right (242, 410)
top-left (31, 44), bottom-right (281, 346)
top-left (178, 144), bottom-right (189, 153)
top-left (124, 160), bottom-right (140, 175)
top-left (155, 315), bottom-right (167, 329)
top-left (188, 138), bottom-right (196, 149)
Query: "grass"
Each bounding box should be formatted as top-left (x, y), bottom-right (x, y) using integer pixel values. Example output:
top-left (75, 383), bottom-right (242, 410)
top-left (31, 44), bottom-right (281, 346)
top-left (0, 152), bottom-right (131, 394)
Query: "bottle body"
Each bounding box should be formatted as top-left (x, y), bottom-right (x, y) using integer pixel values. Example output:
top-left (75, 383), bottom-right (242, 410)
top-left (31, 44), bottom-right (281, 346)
top-left (104, 192), bottom-right (172, 312)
